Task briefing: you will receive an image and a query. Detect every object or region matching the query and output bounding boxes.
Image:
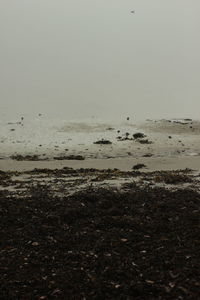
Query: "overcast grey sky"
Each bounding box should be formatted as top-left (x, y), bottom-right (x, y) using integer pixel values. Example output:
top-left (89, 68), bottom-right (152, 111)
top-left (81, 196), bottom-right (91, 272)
top-left (0, 0), bottom-right (200, 120)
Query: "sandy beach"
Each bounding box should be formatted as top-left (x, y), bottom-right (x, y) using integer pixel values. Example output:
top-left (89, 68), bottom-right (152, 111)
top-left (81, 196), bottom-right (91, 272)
top-left (1, 116), bottom-right (200, 171)
top-left (1, 117), bottom-right (200, 299)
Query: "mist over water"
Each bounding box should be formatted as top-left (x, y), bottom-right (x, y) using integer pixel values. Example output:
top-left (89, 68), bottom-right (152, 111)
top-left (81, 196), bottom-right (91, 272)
top-left (0, 0), bottom-right (200, 121)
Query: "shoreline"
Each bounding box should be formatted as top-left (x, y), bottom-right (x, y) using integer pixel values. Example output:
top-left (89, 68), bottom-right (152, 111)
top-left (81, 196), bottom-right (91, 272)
top-left (1, 155), bottom-right (200, 172)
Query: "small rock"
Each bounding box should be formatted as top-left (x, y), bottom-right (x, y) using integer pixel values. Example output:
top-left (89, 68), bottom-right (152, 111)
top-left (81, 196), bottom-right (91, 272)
top-left (115, 284), bottom-right (121, 288)
top-left (133, 133), bottom-right (145, 139)
top-left (121, 238), bottom-right (128, 242)
top-left (32, 242), bottom-right (39, 246)
top-left (132, 164), bottom-right (146, 170)
top-left (145, 280), bottom-right (155, 284)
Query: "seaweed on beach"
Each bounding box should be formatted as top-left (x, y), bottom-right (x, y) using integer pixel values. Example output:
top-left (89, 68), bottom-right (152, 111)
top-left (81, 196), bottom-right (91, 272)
top-left (0, 175), bottom-right (199, 299)
top-left (132, 163), bottom-right (146, 170)
top-left (10, 154), bottom-right (48, 161)
top-left (93, 139), bottom-right (112, 145)
top-left (0, 171), bottom-right (12, 187)
top-left (133, 132), bottom-right (146, 139)
top-left (137, 139), bottom-right (153, 144)
top-left (154, 171), bottom-right (192, 184)
top-left (143, 153), bottom-right (153, 157)
top-left (53, 155), bottom-right (85, 160)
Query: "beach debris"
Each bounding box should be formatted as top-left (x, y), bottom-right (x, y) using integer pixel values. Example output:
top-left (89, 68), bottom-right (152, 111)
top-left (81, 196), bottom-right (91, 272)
top-left (154, 171), bottom-right (192, 184)
top-left (93, 139), bottom-right (112, 145)
top-left (32, 242), bottom-right (39, 246)
top-left (137, 139), bottom-right (153, 144)
top-left (106, 127), bottom-right (115, 131)
top-left (143, 153), bottom-right (153, 157)
top-left (53, 155), bottom-right (85, 160)
top-left (132, 163), bottom-right (146, 170)
top-left (1, 176), bottom-right (199, 299)
top-left (121, 238), bottom-right (128, 242)
top-left (127, 117), bottom-right (130, 120)
top-left (133, 132), bottom-right (146, 139)
top-left (0, 167), bottom-right (199, 299)
top-left (117, 136), bottom-right (133, 141)
top-left (117, 132), bottom-right (134, 141)
top-left (172, 120), bottom-right (190, 125)
top-left (10, 154), bottom-right (47, 161)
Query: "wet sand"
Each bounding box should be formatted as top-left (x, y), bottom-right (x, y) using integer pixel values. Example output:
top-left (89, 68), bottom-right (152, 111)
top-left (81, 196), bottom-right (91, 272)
top-left (1, 155), bottom-right (200, 172)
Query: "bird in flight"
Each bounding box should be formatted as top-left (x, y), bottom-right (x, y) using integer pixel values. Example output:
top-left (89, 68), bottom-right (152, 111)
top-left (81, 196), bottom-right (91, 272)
top-left (131, 10), bottom-right (135, 13)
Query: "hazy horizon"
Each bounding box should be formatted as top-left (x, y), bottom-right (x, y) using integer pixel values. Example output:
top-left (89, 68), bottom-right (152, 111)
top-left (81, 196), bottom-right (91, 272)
top-left (0, 0), bottom-right (200, 121)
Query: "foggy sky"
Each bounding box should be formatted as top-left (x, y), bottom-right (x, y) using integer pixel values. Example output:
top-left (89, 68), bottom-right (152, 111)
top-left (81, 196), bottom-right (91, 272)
top-left (0, 0), bottom-right (200, 120)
